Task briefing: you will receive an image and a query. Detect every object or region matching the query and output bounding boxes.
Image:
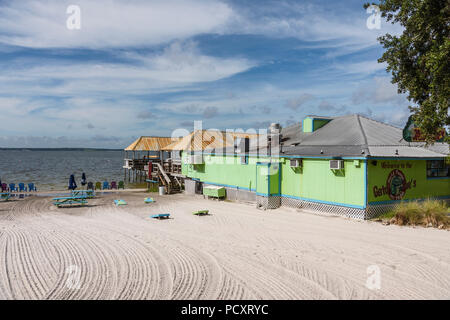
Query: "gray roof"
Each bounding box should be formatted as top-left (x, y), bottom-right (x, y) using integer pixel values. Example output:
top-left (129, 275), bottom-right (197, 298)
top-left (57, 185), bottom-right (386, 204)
top-left (281, 114), bottom-right (449, 158)
top-left (200, 114), bottom-right (448, 158)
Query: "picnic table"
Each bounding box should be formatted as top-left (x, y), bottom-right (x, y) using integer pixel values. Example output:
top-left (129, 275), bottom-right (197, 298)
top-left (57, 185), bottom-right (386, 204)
top-left (72, 190), bottom-right (95, 198)
top-left (53, 196), bottom-right (88, 207)
top-left (0, 192), bottom-right (10, 201)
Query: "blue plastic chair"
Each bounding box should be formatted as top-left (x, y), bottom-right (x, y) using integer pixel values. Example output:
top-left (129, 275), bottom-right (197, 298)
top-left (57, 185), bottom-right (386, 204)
top-left (102, 181), bottom-right (109, 190)
top-left (28, 183), bottom-right (37, 192)
top-left (18, 183), bottom-right (27, 192)
top-left (9, 183), bottom-right (17, 192)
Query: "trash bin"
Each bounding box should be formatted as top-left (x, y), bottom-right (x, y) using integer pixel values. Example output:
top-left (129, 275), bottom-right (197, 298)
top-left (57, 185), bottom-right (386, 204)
top-left (159, 186), bottom-right (165, 195)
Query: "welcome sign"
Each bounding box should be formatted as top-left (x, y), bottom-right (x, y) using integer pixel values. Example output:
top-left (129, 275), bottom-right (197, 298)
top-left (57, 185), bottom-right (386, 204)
top-left (402, 116), bottom-right (446, 142)
top-left (372, 162), bottom-right (417, 200)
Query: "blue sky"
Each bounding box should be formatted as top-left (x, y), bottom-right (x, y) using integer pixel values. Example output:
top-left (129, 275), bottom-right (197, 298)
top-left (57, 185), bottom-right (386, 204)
top-left (0, 0), bottom-right (409, 148)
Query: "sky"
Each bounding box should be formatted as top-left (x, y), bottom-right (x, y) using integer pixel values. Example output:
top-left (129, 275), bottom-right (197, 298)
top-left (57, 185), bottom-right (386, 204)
top-left (0, 0), bottom-right (409, 148)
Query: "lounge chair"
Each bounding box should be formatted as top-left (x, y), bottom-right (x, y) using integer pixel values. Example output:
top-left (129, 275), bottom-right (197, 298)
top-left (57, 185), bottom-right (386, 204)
top-left (110, 181), bottom-right (117, 189)
top-left (87, 182), bottom-right (94, 190)
top-left (95, 182), bottom-right (102, 190)
top-left (1, 183), bottom-right (8, 192)
top-left (28, 183), bottom-right (37, 192)
top-left (103, 181), bottom-right (109, 190)
top-left (9, 183), bottom-right (17, 192)
top-left (18, 183), bottom-right (27, 192)
top-left (151, 213), bottom-right (170, 219)
top-left (118, 181), bottom-right (125, 189)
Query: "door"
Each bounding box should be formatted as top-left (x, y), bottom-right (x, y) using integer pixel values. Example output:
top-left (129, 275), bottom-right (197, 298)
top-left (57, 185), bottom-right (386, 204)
top-left (256, 163), bottom-right (270, 196)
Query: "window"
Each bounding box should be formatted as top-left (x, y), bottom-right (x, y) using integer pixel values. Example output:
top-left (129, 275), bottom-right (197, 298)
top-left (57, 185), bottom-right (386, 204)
top-left (426, 160), bottom-right (449, 178)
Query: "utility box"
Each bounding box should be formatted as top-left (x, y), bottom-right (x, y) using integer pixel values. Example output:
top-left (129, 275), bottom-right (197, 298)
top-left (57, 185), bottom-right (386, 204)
top-left (203, 185), bottom-right (226, 199)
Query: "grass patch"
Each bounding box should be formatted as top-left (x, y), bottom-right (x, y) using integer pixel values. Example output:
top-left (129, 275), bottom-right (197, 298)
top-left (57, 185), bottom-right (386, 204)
top-left (382, 199), bottom-right (449, 228)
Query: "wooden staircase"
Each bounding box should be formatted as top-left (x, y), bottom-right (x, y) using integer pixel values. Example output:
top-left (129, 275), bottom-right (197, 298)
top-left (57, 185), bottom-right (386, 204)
top-left (155, 163), bottom-right (182, 194)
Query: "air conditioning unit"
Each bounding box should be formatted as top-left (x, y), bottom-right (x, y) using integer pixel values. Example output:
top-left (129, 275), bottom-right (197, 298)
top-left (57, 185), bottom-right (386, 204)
top-left (290, 159), bottom-right (302, 168)
top-left (330, 160), bottom-right (344, 170)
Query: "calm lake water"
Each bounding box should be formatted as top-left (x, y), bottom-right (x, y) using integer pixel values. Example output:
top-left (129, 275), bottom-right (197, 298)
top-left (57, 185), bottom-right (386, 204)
top-left (0, 150), bottom-right (138, 191)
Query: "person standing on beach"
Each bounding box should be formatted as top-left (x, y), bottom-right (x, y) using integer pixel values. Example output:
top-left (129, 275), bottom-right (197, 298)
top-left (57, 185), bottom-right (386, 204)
top-left (68, 174), bottom-right (77, 190)
top-left (81, 173), bottom-right (87, 187)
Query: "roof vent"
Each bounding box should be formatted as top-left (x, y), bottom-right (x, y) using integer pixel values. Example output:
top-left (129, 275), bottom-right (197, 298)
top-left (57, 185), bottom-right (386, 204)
top-left (302, 116), bottom-right (333, 133)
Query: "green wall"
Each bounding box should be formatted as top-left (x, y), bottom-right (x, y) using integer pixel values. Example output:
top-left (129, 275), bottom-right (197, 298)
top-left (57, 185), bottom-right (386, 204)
top-left (281, 158), bottom-right (366, 207)
top-left (183, 153), bottom-right (366, 207)
top-left (182, 153), bottom-right (259, 191)
top-left (182, 153), bottom-right (449, 208)
top-left (303, 118), bottom-right (313, 133)
top-left (367, 159), bottom-right (449, 204)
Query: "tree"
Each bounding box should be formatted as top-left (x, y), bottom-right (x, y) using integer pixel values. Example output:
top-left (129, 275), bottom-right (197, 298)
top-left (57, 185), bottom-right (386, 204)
top-left (365, 0), bottom-right (449, 144)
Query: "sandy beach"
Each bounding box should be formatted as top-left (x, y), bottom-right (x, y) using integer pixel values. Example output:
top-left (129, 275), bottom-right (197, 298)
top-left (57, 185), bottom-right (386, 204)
top-left (0, 190), bottom-right (449, 300)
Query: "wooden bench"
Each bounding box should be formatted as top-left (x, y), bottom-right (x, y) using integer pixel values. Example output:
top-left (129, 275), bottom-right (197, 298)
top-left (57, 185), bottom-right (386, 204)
top-left (53, 196), bottom-right (88, 207)
top-left (151, 213), bottom-right (170, 219)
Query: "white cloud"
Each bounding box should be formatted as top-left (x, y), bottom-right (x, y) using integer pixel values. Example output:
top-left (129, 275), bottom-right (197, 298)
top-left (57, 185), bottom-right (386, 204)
top-left (0, 0), bottom-right (402, 55)
top-left (333, 60), bottom-right (388, 75)
top-left (0, 40), bottom-right (255, 98)
top-left (285, 94), bottom-right (314, 110)
top-left (352, 76), bottom-right (406, 105)
top-left (0, 0), bottom-right (232, 48)
top-left (222, 1), bottom-right (403, 56)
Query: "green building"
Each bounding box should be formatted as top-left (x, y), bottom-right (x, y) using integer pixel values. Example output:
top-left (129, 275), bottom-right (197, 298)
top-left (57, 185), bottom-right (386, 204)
top-left (180, 115), bottom-right (449, 219)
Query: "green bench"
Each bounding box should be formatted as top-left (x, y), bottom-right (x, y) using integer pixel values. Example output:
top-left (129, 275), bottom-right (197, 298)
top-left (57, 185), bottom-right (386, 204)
top-left (193, 210), bottom-right (209, 216)
top-left (0, 193), bottom-right (10, 201)
top-left (203, 186), bottom-right (226, 200)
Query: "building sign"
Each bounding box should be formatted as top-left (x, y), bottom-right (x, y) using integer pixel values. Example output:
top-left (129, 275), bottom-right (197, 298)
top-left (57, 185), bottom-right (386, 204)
top-left (402, 116), bottom-right (446, 142)
top-left (373, 167), bottom-right (417, 200)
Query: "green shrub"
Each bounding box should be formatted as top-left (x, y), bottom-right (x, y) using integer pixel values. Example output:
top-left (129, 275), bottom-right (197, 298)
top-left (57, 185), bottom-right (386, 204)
top-left (386, 199), bottom-right (448, 227)
top-left (421, 199), bottom-right (448, 227)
